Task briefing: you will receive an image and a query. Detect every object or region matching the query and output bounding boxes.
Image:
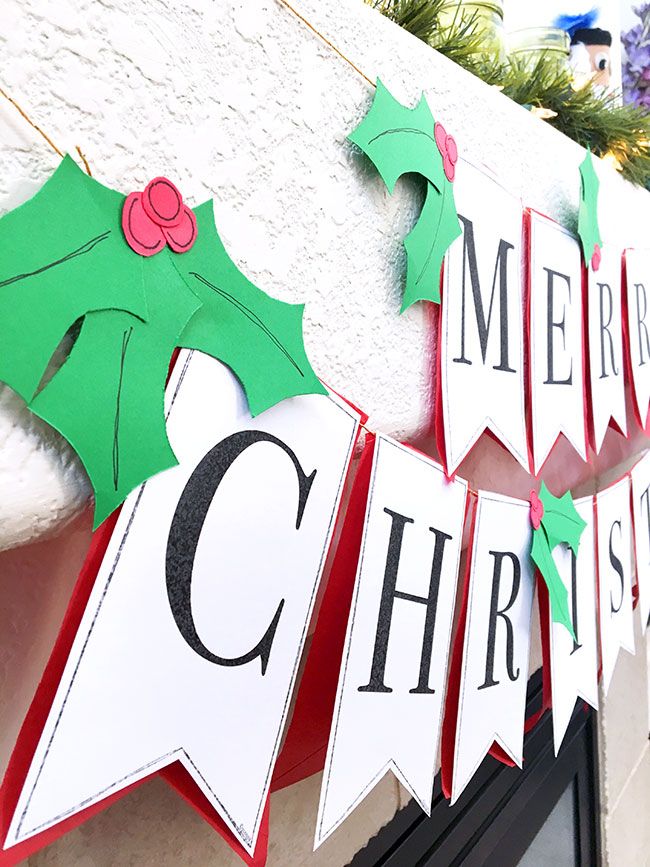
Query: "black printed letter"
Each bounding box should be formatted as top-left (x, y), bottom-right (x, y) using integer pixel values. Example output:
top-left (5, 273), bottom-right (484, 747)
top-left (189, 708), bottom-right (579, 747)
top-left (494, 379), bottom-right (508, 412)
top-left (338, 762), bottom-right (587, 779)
top-left (358, 508), bottom-right (453, 694)
top-left (570, 550), bottom-right (582, 655)
top-left (598, 282), bottom-right (619, 379)
top-left (478, 551), bottom-right (521, 690)
top-left (640, 485), bottom-right (650, 629)
top-left (636, 283), bottom-right (650, 366)
top-left (453, 215), bottom-right (516, 373)
top-left (608, 519), bottom-right (625, 614)
top-left (544, 268), bottom-right (573, 385)
top-left (166, 430), bottom-right (316, 675)
top-left (640, 485), bottom-right (650, 557)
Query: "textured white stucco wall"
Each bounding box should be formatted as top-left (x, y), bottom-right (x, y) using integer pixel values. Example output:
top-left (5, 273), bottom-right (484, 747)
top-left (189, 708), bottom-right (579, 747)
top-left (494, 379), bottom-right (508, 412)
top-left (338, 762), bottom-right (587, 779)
top-left (1, 0), bottom-right (649, 550)
top-left (1, 0), bottom-right (649, 864)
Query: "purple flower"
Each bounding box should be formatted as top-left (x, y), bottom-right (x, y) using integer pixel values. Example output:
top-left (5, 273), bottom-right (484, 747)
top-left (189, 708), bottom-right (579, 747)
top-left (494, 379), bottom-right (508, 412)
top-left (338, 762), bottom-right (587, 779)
top-left (622, 6), bottom-right (650, 106)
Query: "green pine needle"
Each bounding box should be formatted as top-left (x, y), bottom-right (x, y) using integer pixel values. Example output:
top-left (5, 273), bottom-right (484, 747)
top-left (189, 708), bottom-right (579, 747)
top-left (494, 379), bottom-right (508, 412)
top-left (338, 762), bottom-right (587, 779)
top-left (368, 0), bottom-right (447, 44)
top-left (366, 0), bottom-right (650, 187)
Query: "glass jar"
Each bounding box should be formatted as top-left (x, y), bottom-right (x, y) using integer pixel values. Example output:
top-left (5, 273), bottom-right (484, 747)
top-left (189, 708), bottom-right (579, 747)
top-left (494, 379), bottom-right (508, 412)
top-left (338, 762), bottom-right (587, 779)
top-left (438, 1), bottom-right (506, 64)
top-left (508, 26), bottom-right (571, 73)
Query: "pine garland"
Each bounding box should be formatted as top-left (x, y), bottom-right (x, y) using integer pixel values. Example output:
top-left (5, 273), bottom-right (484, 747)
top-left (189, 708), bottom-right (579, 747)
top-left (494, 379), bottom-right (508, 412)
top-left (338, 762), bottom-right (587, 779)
top-left (369, 0), bottom-right (650, 187)
top-left (369, 0), bottom-right (448, 45)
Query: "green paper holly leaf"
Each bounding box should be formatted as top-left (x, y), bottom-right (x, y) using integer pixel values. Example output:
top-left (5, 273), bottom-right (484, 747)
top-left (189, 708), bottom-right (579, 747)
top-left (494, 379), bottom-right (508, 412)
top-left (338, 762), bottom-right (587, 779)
top-left (531, 528), bottom-right (573, 637)
top-left (403, 181), bottom-right (460, 309)
top-left (538, 484), bottom-right (586, 555)
top-left (578, 149), bottom-right (602, 270)
top-left (0, 156), bottom-right (148, 402)
top-left (172, 201), bottom-right (326, 416)
top-left (0, 157), bottom-right (325, 527)
top-left (29, 253), bottom-right (200, 527)
top-left (530, 482), bottom-right (587, 639)
top-left (348, 79), bottom-right (461, 311)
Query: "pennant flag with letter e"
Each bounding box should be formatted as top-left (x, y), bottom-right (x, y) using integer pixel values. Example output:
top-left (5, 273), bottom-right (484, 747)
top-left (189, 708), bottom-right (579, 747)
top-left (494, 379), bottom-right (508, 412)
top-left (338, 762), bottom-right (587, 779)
top-left (1, 351), bottom-right (361, 858)
top-left (528, 211), bottom-right (587, 474)
top-left (631, 452), bottom-right (650, 633)
top-left (623, 249), bottom-right (650, 430)
top-left (546, 496), bottom-right (599, 754)
top-left (439, 161), bottom-right (528, 475)
top-left (587, 245), bottom-right (626, 452)
top-left (315, 435), bottom-right (468, 847)
top-left (442, 491), bottom-right (535, 805)
top-left (596, 477), bottom-right (636, 694)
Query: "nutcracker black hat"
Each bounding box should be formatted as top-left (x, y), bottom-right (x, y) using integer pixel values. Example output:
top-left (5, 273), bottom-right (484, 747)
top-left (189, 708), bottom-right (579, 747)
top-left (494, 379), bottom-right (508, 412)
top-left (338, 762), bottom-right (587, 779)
top-left (571, 27), bottom-right (612, 46)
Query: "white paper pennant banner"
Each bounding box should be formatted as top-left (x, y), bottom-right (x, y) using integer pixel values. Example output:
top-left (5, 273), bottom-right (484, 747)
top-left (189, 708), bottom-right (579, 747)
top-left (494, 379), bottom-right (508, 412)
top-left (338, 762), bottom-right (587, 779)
top-left (315, 435), bottom-right (467, 847)
top-left (624, 249), bottom-right (650, 428)
top-left (631, 452), bottom-right (650, 634)
top-left (548, 496), bottom-right (599, 755)
top-left (5, 351), bottom-right (361, 856)
top-left (449, 491), bottom-right (535, 805)
top-left (596, 477), bottom-right (636, 694)
top-left (529, 211), bottom-right (587, 474)
top-left (440, 160), bottom-right (528, 475)
top-left (587, 245), bottom-right (626, 452)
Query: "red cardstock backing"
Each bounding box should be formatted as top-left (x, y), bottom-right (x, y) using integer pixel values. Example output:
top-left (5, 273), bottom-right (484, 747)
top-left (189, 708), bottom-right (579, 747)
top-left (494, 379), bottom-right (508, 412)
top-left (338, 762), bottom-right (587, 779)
top-left (0, 386), bottom-right (368, 867)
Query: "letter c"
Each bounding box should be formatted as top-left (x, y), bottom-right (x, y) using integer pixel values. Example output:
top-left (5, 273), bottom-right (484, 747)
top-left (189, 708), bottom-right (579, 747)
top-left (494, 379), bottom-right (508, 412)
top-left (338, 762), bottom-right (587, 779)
top-left (165, 430), bottom-right (316, 675)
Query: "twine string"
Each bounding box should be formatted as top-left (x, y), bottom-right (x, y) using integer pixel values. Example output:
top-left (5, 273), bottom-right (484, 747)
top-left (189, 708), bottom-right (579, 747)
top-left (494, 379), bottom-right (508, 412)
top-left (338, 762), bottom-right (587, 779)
top-left (276, 3), bottom-right (509, 505)
top-left (0, 84), bottom-right (63, 157)
top-left (0, 84), bottom-right (91, 176)
top-left (3, 4), bottom-right (363, 173)
top-left (276, 0), bottom-right (376, 89)
top-left (75, 145), bottom-right (92, 176)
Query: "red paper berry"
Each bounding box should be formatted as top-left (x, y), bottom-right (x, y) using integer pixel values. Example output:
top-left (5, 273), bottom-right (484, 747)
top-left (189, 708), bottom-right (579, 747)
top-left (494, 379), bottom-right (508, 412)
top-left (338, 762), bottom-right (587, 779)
top-left (434, 122), bottom-right (458, 182)
top-left (444, 155), bottom-right (456, 182)
top-left (142, 177), bottom-right (184, 228)
top-left (434, 122), bottom-right (447, 154)
top-left (122, 177), bottom-right (197, 256)
top-left (591, 243), bottom-right (602, 272)
top-left (163, 206), bottom-right (198, 253)
top-left (122, 192), bottom-right (166, 258)
top-left (529, 489), bottom-right (544, 530)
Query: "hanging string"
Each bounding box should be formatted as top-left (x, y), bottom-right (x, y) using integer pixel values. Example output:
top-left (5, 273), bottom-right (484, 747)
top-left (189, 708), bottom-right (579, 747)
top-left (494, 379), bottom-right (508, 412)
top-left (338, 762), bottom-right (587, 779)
top-left (0, 84), bottom-right (63, 158)
top-left (275, 0), bottom-right (376, 89)
top-left (274, 4), bottom-right (482, 492)
top-left (0, 84), bottom-right (92, 176)
top-left (275, 2), bottom-right (640, 509)
top-left (75, 145), bottom-right (92, 176)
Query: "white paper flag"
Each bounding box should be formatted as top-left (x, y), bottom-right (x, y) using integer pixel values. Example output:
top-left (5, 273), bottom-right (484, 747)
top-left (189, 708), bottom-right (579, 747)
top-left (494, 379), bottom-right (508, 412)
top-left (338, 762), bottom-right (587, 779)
top-left (631, 452), bottom-right (650, 634)
top-left (596, 477), bottom-right (636, 694)
top-left (4, 351), bottom-right (361, 856)
top-left (624, 249), bottom-right (650, 428)
top-left (548, 496), bottom-right (599, 755)
top-left (315, 435), bottom-right (467, 847)
top-left (440, 161), bottom-right (528, 475)
top-left (450, 491), bottom-right (535, 804)
top-left (587, 245), bottom-right (626, 452)
top-left (529, 211), bottom-right (587, 474)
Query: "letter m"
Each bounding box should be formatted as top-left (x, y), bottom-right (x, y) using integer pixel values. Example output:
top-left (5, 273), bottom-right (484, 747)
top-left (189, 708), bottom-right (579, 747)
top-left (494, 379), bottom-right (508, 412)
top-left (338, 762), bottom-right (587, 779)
top-left (452, 215), bottom-right (516, 373)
